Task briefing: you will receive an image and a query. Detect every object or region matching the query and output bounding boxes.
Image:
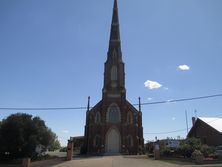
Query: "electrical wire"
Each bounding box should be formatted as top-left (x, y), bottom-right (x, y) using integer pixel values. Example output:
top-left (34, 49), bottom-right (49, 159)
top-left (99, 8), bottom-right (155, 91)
top-left (0, 107), bottom-right (86, 111)
top-left (144, 128), bottom-right (188, 135)
top-left (133, 93), bottom-right (222, 106)
top-left (0, 93), bottom-right (222, 110)
top-left (1, 94), bottom-right (222, 136)
top-left (144, 116), bottom-right (222, 135)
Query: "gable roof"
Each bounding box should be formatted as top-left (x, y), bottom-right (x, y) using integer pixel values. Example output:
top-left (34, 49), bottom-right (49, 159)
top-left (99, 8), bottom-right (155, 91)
top-left (198, 117), bottom-right (222, 133)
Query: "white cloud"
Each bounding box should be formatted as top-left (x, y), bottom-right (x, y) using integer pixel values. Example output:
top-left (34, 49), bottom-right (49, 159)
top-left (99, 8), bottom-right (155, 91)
top-left (172, 117), bottom-right (176, 121)
top-left (164, 87), bottom-right (169, 90)
top-left (178, 64), bottom-right (190, 71)
top-left (144, 80), bottom-right (162, 89)
top-left (147, 97), bottom-right (153, 101)
top-left (61, 130), bottom-right (69, 134)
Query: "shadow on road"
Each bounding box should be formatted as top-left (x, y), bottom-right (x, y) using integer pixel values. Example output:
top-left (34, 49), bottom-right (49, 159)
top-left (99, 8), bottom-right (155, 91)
top-left (31, 156), bottom-right (106, 167)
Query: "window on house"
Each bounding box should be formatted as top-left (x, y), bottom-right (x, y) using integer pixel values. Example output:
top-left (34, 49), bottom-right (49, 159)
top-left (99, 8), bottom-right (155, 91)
top-left (95, 112), bottom-right (101, 124)
top-left (107, 104), bottom-right (120, 123)
top-left (203, 137), bottom-right (207, 144)
top-left (126, 112), bottom-right (132, 124)
top-left (134, 114), bottom-right (138, 125)
top-left (94, 135), bottom-right (101, 147)
top-left (127, 135), bottom-right (133, 147)
top-left (111, 66), bottom-right (117, 81)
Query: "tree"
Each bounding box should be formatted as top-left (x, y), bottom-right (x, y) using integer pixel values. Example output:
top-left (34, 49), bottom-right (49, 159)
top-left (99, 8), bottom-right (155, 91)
top-left (49, 138), bottom-right (61, 151)
top-left (0, 113), bottom-right (57, 160)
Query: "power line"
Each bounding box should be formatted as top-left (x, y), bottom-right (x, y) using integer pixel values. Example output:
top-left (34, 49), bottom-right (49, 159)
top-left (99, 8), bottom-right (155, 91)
top-left (0, 107), bottom-right (86, 111)
top-left (144, 116), bottom-right (222, 135)
top-left (134, 93), bottom-right (222, 106)
top-left (144, 128), bottom-right (188, 135)
top-left (0, 93), bottom-right (222, 111)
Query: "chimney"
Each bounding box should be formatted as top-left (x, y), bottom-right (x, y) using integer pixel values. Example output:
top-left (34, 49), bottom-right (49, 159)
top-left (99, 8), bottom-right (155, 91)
top-left (192, 117), bottom-right (196, 125)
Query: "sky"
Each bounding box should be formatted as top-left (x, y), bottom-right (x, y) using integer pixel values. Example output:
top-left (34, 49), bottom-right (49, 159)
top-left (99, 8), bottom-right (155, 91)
top-left (1, 0), bottom-right (222, 146)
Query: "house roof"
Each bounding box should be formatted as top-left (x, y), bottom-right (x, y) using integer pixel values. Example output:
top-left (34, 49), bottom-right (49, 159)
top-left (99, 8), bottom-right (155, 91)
top-left (198, 117), bottom-right (222, 133)
top-left (72, 136), bottom-right (84, 139)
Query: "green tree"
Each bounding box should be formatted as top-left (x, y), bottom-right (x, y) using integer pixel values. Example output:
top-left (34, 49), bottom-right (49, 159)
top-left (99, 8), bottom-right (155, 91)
top-left (0, 113), bottom-right (56, 160)
top-left (49, 138), bottom-right (61, 151)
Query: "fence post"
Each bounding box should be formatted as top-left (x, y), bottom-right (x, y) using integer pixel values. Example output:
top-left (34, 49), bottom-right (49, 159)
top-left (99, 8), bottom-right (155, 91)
top-left (22, 158), bottom-right (30, 167)
top-left (154, 143), bottom-right (160, 160)
top-left (67, 139), bottom-right (74, 161)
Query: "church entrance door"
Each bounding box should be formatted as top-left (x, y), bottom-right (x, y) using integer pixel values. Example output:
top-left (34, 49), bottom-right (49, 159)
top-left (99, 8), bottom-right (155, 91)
top-left (106, 128), bottom-right (120, 153)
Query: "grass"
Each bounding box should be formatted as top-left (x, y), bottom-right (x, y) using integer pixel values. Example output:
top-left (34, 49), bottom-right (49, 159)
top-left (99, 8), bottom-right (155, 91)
top-left (161, 158), bottom-right (222, 166)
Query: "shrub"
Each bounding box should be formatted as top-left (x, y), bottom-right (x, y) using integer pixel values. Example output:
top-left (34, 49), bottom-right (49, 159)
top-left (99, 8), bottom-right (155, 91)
top-left (59, 147), bottom-right (67, 152)
top-left (200, 145), bottom-right (215, 157)
top-left (192, 150), bottom-right (204, 164)
top-left (161, 147), bottom-right (173, 157)
top-left (177, 138), bottom-right (201, 158)
top-left (191, 150), bottom-right (203, 159)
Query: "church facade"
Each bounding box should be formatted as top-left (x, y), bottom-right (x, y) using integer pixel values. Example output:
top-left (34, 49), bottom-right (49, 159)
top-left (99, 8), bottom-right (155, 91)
top-left (84, 0), bottom-right (144, 154)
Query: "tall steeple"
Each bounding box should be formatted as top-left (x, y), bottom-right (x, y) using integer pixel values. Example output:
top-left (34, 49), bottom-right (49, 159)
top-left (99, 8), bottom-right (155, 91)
top-left (103, 0), bottom-right (125, 100)
top-left (108, 0), bottom-right (122, 61)
top-left (84, 0), bottom-right (144, 155)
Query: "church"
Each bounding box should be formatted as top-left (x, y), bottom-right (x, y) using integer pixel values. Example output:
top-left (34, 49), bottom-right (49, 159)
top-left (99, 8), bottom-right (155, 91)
top-left (83, 0), bottom-right (144, 154)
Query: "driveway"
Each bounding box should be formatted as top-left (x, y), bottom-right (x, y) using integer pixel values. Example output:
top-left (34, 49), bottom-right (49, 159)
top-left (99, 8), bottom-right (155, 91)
top-left (31, 155), bottom-right (222, 167)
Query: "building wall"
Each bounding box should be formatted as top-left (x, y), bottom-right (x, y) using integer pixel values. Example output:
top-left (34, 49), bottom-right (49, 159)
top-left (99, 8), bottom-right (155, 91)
top-left (73, 137), bottom-right (85, 154)
top-left (188, 119), bottom-right (222, 146)
top-left (84, 100), bottom-right (143, 154)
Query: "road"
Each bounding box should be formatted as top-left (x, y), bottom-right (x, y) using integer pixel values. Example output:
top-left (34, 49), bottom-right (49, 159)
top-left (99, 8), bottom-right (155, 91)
top-left (30, 155), bottom-right (222, 167)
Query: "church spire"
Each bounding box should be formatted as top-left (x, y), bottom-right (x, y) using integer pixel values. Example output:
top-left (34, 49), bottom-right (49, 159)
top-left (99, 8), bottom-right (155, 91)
top-left (103, 0), bottom-right (125, 100)
top-left (108, 0), bottom-right (122, 61)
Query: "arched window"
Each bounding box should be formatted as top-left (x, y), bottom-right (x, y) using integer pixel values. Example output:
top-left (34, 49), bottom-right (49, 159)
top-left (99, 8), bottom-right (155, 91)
top-left (95, 112), bottom-right (101, 124)
top-left (127, 135), bottom-right (133, 147)
top-left (111, 66), bottom-right (117, 81)
top-left (135, 114), bottom-right (138, 125)
top-left (107, 103), bottom-right (121, 123)
top-left (126, 112), bottom-right (132, 125)
top-left (94, 135), bottom-right (101, 147)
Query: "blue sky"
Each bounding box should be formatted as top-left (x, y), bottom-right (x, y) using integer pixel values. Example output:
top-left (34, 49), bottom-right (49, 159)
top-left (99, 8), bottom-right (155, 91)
top-left (1, 0), bottom-right (222, 146)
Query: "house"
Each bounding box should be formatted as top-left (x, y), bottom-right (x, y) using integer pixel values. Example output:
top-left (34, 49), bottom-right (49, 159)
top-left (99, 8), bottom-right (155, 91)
top-left (73, 136), bottom-right (84, 155)
top-left (187, 117), bottom-right (222, 146)
top-left (162, 139), bottom-right (181, 149)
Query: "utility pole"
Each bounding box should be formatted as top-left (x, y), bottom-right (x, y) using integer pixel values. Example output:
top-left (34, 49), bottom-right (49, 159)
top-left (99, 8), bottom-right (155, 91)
top-left (185, 110), bottom-right (189, 135)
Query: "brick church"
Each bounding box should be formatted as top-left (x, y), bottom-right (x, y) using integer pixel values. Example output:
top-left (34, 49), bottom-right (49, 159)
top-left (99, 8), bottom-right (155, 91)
top-left (83, 0), bottom-right (144, 154)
